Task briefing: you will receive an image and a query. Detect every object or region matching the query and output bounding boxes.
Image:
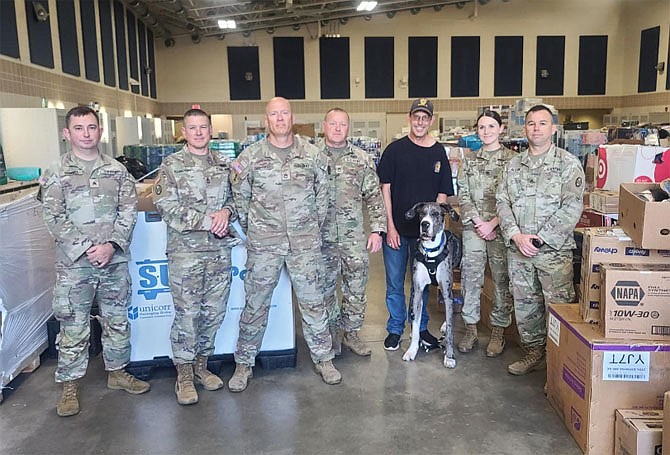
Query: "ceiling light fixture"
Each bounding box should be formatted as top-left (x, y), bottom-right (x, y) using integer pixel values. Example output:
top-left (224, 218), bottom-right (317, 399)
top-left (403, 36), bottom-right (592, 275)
top-left (218, 19), bottom-right (236, 29)
top-left (356, 1), bottom-right (377, 12)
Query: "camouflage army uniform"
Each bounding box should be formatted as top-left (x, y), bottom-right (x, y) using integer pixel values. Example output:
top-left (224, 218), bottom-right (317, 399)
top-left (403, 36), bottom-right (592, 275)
top-left (152, 145), bottom-right (240, 364)
top-left (40, 152), bottom-right (137, 383)
top-left (231, 135), bottom-right (332, 365)
top-left (457, 146), bottom-right (515, 328)
top-left (496, 144), bottom-right (584, 348)
top-left (320, 143), bottom-right (386, 336)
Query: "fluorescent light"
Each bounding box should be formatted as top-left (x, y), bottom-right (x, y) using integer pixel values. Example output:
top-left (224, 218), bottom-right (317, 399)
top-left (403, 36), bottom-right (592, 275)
top-left (218, 19), bottom-right (236, 29)
top-left (356, 1), bottom-right (377, 12)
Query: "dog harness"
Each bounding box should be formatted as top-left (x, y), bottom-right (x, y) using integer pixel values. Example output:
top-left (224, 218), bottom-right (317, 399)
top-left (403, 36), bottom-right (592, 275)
top-left (414, 231), bottom-right (450, 287)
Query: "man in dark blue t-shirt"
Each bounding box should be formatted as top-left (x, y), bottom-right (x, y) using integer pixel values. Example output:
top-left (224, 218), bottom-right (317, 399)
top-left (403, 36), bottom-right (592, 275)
top-left (376, 98), bottom-right (454, 351)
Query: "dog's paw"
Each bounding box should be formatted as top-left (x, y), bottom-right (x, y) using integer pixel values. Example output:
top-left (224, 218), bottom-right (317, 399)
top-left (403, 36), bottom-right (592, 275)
top-left (402, 348), bottom-right (418, 361)
top-left (440, 321), bottom-right (446, 335)
top-left (443, 355), bottom-right (456, 369)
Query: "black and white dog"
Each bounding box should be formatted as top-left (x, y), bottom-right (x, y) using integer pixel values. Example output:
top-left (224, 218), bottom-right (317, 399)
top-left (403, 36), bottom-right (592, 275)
top-left (403, 202), bottom-right (461, 368)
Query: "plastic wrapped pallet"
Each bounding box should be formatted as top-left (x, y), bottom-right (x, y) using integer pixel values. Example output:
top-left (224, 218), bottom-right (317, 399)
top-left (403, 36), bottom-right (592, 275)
top-left (0, 191), bottom-right (55, 394)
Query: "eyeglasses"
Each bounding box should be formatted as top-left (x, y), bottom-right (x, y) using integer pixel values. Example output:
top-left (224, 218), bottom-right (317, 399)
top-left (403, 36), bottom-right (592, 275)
top-left (411, 114), bottom-right (431, 123)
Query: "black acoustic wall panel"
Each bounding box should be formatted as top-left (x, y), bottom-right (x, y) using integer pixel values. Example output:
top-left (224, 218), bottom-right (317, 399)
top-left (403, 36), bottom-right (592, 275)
top-left (99, 0), bottom-right (115, 87)
top-left (451, 36), bottom-right (479, 97)
top-left (227, 47), bottom-right (261, 100)
top-left (409, 36), bottom-right (438, 98)
top-left (127, 11), bottom-right (139, 94)
top-left (578, 35), bottom-right (608, 95)
top-left (1, 0), bottom-right (20, 58)
top-left (148, 30), bottom-right (156, 98)
top-left (138, 23), bottom-right (148, 96)
top-left (494, 36), bottom-right (523, 97)
top-left (320, 37), bottom-right (350, 99)
top-left (365, 37), bottom-right (394, 99)
top-left (114, 0), bottom-right (128, 90)
top-left (57, 1), bottom-right (79, 76)
top-left (536, 36), bottom-right (565, 96)
top-left (638, 26), bottom-right (660, 93)
top-left (80, 0), bottom-right (99, 81)
top-left (25, 0), bottom-right (53, 68)
top-left (273, 37), bottom-right (305, 99)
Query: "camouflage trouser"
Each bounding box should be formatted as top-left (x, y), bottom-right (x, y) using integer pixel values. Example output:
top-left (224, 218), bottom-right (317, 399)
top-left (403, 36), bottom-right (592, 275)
top-left (167, 250), bottom-right (232, 364)
top-left (53, 263), bottom-right (131, 383)
top-left (235, 249), bottom-right (333, 365)
top-left (461, 228), bottom-right (513, 327)
top-left (507, 248), bottom-right (575, 348)
top-left (322, 240), bottom-right (369, 334)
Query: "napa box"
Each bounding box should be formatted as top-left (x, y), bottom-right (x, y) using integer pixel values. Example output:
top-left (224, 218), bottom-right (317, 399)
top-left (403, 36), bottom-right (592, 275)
top-left (546, 304), bottom-right (669, 455)
top-left (578, 227), bottom-right (670, 323)
top-left (618, 182), bottom-right (670, 250)
top-left (614, 409), bottom-right (663, 455)
top-left (663, 391), bottom-right (670, 452)
top-left (600, 263), bottom-right (670, 341)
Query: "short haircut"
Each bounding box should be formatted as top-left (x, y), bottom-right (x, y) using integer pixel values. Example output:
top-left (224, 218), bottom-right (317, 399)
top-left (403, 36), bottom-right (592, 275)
top-left (65, 106), bottom-right (99, 127)
top-left (525, 104), bottom-right (555, 122)
top-left (476, 110), bottom-right (503, 127)
top-left (324, 107), bottom-right (350, 122)
top-left (183, 108), bottom-right (210, 123)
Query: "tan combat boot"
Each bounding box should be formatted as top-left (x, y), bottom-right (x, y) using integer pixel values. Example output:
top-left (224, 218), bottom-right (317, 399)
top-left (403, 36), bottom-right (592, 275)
top-left (108, 369), bottom-right (151, 394)
top-left (457, 324), bottom-right (478, 353)
top-left (228, 363), bottom-right (253, 393)
top-left (330, 326), bottom-right (342, 356)
top-left (175, 363), bottom-right (198, 405)
top-left (314, 360), bottom-right (342, 385)
top-left (56, 380), bottom-right (80, 417)
top-left (342, 331), bottom-right (372, 356)
top-left (486, 326), bottom-right (506, 358)
top-left (194, 355), bottom-right (224, 391)
top-left (508, 346), bottom-right (546, 376)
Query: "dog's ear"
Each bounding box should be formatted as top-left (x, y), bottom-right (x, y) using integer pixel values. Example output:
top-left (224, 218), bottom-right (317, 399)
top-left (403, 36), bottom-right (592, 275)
top-left (405, 202), bottom-right (424, 220)
top-left (439, 203), bottom-right (460, 222)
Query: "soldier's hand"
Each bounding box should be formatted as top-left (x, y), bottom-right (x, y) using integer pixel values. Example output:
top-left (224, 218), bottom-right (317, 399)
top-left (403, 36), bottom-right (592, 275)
top-left (209, 208), bottom-right (231, 237)
top-left (511, 233), bottom-right (540, 258)
top-left (475, 219), bottom-right (496, 239)
top-left (483, 230), bottom-right (497, 241)
top-left (86, 243), bottom-right (115, 268)
top-left (367, 233), bottom-right (383, 253)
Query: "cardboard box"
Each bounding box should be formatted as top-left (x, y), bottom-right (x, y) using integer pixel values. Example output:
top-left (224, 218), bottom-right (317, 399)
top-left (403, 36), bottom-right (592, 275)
top-left (600, 263), bottom-right (670, 341)
top-left (597, 145), bottom-right (670, 191)
top-left (578, 227), bottom-right (670, 323)
top-left (619, 182), bottom-right (670, 249)
top-left (589, 189), bottom-right (619, 214)
top-left (663, 391), bottom-right (670, 452)
top-left (547, 304), bottom-right (669, 455)
top-left (614, 409), bottom-right (663, 455)
top-left (577, 208), bottom-right (618, 228)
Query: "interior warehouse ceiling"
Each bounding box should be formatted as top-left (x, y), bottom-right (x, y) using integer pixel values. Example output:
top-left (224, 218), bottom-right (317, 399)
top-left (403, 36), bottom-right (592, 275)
top-left (122, 0), bottom-right (511, 46)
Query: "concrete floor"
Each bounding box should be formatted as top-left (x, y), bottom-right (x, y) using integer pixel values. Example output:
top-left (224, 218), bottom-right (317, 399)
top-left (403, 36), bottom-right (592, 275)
top-left (0, 252), bottom-right (581, 455)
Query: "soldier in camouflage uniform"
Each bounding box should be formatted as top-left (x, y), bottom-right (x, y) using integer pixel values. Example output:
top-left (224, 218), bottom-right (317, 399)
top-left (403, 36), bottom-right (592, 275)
top-left (320, 108), bottom-right (386, 357)
top-left (153, 109), bottom-right (240, 405)
top-left (228, 97), bottom-right (340, 391)
top-left (496, 105), bottom-right (584, 376)
top-left (457, 111), bottom-right (515, 358)
top-left (40, 106), bottom-right (149, 417)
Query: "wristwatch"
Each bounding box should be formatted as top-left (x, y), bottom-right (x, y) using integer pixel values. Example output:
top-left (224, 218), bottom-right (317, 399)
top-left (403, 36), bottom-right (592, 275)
top-left (371, 231), bottom-right (384, 236)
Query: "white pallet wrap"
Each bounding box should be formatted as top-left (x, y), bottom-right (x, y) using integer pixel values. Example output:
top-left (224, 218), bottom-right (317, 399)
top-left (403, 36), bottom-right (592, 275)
top-left (0, 192), bottom-right (55, 393)
top-left (128, 212), bottom-right (294, 362)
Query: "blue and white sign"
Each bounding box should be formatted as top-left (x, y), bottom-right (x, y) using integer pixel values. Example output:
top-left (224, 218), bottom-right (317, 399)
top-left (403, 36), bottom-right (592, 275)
top-left (127, 212), bottom-right (294, 362)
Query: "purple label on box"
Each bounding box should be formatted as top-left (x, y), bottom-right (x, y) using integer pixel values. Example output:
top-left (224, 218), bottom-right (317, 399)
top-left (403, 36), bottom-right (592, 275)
top-left (563, 365), bottom-right (585, 399)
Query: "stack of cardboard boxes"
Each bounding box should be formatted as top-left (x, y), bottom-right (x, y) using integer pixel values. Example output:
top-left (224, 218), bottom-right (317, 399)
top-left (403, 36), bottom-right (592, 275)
top-left (547, 180), bottom-right (670, 454)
